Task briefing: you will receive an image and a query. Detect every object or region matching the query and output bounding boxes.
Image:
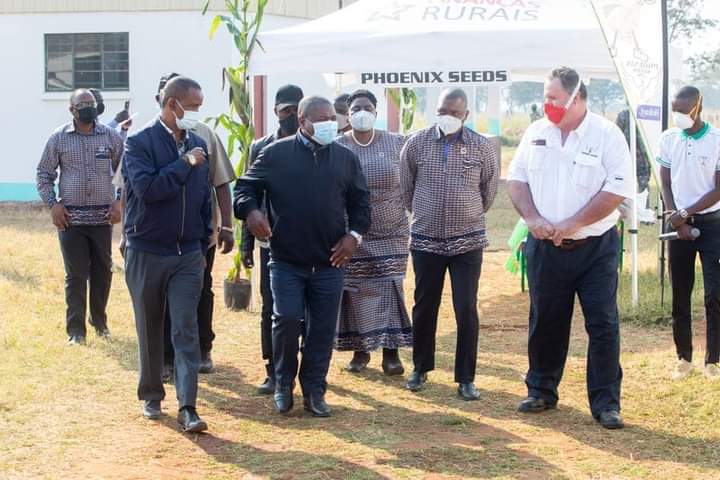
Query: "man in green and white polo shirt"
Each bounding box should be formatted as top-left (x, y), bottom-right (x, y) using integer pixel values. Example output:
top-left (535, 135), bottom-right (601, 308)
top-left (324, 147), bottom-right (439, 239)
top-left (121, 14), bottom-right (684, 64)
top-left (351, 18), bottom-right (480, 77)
top-left (658, 86), bottom-right (720, 382)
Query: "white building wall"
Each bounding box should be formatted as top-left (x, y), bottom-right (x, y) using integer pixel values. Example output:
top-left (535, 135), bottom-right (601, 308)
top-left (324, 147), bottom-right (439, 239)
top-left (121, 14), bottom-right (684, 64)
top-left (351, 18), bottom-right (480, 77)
top-left (0, 10), bottom-right (350, 200)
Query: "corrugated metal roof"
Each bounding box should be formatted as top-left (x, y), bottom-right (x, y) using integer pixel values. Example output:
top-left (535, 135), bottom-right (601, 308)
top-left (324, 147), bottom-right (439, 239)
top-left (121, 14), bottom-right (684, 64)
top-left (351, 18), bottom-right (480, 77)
top-left (0, 0), bottom-right (357, 18)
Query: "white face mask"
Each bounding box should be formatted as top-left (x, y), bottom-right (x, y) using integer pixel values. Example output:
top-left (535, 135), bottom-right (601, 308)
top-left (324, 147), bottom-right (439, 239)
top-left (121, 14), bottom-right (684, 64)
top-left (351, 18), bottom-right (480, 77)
top-left (175, 102), bottom-right (201, 130)
top-left (672, 111), bottom-right (695, 130)
top-left (350, 110), bottom-right (376, 132)
top-left (437, 115), bottom-right (463, 135)
top-left (310, 120), bottom-right (338, 145)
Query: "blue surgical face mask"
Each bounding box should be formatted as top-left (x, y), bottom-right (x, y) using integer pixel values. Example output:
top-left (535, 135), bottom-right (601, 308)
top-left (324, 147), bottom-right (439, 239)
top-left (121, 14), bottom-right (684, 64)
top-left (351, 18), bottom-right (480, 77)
top-left (310, 120), bottom-right (338, 145)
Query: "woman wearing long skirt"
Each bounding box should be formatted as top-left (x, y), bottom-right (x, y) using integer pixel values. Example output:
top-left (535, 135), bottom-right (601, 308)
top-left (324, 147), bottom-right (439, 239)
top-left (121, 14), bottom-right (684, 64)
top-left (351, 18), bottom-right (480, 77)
top-left (335, 89), bottom-right (412, 375)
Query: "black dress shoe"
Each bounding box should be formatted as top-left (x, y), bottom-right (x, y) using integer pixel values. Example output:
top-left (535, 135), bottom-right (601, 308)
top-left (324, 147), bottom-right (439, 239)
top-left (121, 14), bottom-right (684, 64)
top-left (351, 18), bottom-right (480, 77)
top-left (68, 335), bottom-right (86, 346)
top-left (406, 371), bottom-right (428, 391)
top-left (458, 382), bottom-right (481, 401)
top-left (199, 351), bottom-right (214, 374)
top-left (257, 376), bottom-right (276, 395)
top-left (598, 410), bottom-right (624, 429)
top-left (178, 407), bottom-right (208, 433)
top-left (95, 327), bottom-right (111, 339)
top-left (274, 388), bottom-right (294, 414)
top-left (517, 396), bottom-right (557, 413)
top-left (346, 351), bottom-right (370, 373)
top-left (162, 362), bottom-right (174, 383)
top-left (303, 393), bottom-right (332, 417)
top-left (143, 400), bottom-right (161, 420)
top-left (382, 349), bottom-right (405, 376)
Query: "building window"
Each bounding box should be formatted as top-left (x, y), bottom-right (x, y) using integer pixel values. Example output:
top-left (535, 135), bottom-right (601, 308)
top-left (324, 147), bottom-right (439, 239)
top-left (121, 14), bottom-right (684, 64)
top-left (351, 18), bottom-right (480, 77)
top-left (45, 33), bottom-right (129, 92)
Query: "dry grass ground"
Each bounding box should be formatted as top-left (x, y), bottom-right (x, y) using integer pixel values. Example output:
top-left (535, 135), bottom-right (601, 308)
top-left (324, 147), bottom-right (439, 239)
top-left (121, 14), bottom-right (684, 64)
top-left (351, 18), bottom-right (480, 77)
top-left (1, 186), bottom-right (719, 479)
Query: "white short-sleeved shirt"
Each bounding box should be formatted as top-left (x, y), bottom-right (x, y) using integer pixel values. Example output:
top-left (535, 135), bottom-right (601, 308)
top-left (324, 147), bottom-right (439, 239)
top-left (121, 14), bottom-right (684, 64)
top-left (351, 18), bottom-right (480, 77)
top-left (657, 123), bottom-right (720, 214)
top-left (508, 111), bottom-right (634, 239)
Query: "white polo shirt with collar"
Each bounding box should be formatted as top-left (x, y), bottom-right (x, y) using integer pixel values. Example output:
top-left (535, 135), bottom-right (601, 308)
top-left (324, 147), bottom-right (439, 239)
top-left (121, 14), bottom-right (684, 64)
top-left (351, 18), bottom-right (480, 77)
top-left (508, 111), bottom-right (634, 240)
top-left (657, 123), bottom-right (720, 214)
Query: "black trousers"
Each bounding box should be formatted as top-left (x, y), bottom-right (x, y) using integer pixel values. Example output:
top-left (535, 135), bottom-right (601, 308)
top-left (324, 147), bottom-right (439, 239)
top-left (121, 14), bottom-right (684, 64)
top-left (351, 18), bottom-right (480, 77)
top-left (410, 248), bottom-right (483, 384)
top-left (58, 225), bottom-right (113, 337)
top-left (668, 217), bottom-right (720, 364)
top-left (164, 246), bottom-right (216, 363)
top-left (525, 228), bottom-right (622, 418)
top-left (260, 247), bottom-right (275, 368)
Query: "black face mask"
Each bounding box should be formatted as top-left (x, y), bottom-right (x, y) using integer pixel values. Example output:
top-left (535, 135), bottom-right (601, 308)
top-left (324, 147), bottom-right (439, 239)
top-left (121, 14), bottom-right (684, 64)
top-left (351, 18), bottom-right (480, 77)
top-left (279, 114), bottom-right (299, 136)
top-left (96, 102), bottom-right (105, 116)
top-left (76, 106), bottom-right (98, 124)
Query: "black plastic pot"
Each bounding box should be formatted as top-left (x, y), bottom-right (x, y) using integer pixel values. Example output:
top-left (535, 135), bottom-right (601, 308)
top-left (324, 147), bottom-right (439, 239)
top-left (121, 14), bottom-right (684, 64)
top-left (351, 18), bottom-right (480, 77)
top-left (223, 278), bottom-right (251, 311)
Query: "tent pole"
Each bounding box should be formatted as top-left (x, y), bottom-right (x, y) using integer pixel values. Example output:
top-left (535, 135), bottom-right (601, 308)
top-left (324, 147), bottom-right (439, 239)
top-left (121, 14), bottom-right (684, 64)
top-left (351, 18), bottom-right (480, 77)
top-left (659, 0), bottom-right (669, 308)
top-left (630, 112), bottom-right (639, 307)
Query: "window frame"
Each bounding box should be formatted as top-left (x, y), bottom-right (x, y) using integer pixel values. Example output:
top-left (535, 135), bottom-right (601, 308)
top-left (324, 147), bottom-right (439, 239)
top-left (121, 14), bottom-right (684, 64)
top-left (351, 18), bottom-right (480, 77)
top-left (44, 32), bottom-right (129, 92)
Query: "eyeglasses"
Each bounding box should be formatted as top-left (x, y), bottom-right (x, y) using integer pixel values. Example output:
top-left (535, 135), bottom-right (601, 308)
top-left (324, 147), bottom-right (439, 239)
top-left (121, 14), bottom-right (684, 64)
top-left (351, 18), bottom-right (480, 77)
top-left (73, 101), bottom-right (96, 109)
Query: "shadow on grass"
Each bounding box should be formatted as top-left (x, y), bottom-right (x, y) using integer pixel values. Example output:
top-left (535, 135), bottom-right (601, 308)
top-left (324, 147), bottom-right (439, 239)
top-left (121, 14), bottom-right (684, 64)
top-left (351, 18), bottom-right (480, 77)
top-left (358, 367), bottom-right (720, 473)
top-left (100, 333), bottom-right (720, 475)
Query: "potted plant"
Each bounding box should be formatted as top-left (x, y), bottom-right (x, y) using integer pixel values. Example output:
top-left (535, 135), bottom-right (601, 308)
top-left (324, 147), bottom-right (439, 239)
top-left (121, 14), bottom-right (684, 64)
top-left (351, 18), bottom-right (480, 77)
top-left (203, 0), bottom-right (268, 311)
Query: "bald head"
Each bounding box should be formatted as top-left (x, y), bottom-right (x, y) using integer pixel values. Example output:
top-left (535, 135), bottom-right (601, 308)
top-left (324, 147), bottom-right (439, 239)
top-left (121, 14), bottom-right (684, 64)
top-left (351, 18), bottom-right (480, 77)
top-left (437, 88), bottom-right (468, 111)
top-left (161, 76), bottom-right (202, 107)
top-left (299, 96), bottom-right (334, 120)
top-left (70, 89), bottom-right (95, 107)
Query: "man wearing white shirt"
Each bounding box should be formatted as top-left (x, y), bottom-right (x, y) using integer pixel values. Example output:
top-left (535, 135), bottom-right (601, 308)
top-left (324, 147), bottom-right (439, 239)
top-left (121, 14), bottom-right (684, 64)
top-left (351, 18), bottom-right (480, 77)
top-left (658, 86), bottom-right (720, 382)
top-left (507, 66), bottom-right (633, 429)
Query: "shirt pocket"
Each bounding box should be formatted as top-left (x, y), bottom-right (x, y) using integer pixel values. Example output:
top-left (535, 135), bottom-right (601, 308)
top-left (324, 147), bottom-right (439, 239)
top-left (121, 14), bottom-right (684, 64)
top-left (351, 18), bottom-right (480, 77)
top-left (461, 157), bottom-right (482, 189)
top-left (527, 145), bottom-right (547, 173)
top-left (94, 148), bottom-right (113, 176)
top-left (571, 153), bottom-right (602, 190)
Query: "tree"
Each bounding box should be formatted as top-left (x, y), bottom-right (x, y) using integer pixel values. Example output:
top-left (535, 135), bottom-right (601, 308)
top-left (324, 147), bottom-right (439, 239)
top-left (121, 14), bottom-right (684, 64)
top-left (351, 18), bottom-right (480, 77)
top-left (588, 79), bottom-right (625, 115)
top-left (509, 82), bottom-right (543, 113)
top-left (667, 0), bottom-right (716, 43)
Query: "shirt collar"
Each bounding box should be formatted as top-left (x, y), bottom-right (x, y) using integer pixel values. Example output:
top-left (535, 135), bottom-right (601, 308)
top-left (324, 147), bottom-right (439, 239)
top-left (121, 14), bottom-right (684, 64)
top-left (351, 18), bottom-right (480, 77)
top-left (680, 122), bottom-right (710, 140)
top-left (65, 120), bottom-right (101, 135)
top-left (573, 110), bottom-right (592, 140)
top-left (157, 115), bottom-right (187, 141)
top-left (434, 125), bottom-right (467, 144)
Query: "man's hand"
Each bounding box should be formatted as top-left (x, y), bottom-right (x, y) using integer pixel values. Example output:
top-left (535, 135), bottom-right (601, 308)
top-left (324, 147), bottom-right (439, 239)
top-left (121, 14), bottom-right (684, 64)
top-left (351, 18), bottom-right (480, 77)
top-left (526, 216), bottom-right (555, 240)
top-left (246, 210), bottom-right (272, 240)
top-left (677, 223), bottom-right (697, 241)
top-left (551, 218), bottom-right (581, 247)
top-left (107, 200), bottom-right (122, 225)
top-left (241, 250), bottom-right (254, 268)
top-left (51, 203), bottom-right (70, 231)
top-left (218, 228), bottom-right (235, 254)
top-left (669, 212), bottom-right (686, 230)
top-left (330, 234), bottom-right (359, 268)
top-left (187, 147), bottom-right (206, 167)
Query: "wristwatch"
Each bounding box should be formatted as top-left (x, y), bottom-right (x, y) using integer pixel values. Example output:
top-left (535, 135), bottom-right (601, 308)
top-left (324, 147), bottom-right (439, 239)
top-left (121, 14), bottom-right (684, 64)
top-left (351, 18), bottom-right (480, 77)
top-left (678, 209), bottom-right (689, 219)
top-left (184, 153), bottom-right (197, 166)
top-left (349, 230), bottom-right (363, 245)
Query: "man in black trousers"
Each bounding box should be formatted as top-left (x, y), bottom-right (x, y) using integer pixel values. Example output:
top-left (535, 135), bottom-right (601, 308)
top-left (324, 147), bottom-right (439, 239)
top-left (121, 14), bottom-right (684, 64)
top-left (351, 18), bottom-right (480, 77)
top-left (241, 84), bottom-right (304, 395)
top-left (235, 95), bottom-right (370, 417)
top-left (400, 88), bottom-right (499, 401)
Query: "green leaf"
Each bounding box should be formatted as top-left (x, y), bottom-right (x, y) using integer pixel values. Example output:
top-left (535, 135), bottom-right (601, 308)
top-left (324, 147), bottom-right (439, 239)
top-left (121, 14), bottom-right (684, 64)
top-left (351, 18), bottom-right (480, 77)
top-left (209, 15), bottom-right (223, 39)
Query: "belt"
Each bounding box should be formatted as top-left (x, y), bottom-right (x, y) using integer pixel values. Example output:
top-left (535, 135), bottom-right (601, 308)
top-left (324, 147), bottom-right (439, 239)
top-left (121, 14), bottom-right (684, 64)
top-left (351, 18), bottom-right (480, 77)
top-left (544, 237), bottom-right (592, 251)
top-left (687, 209), bottom-right (720, 225)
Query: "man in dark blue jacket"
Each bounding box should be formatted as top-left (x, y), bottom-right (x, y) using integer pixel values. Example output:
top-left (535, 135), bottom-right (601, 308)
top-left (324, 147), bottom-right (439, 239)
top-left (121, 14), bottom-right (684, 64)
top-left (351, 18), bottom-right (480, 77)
top-left (122, 76), bottom-right (212, 433)
top-left (235, 95), bottom-right (370, 417)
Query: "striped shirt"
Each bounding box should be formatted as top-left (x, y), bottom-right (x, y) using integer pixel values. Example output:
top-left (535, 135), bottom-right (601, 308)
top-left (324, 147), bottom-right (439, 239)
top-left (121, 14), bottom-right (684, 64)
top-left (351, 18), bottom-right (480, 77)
top-left (37, 121), bottom-right (124, 225)
top-left (400, 126), bottom-right (499, 256)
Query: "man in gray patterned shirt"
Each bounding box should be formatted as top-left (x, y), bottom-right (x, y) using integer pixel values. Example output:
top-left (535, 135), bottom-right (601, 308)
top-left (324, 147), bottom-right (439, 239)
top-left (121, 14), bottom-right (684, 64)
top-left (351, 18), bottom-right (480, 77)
top-left (37, 89), bottom-right (124, 345)
top-left (400, 88), bottom-right (499, 400)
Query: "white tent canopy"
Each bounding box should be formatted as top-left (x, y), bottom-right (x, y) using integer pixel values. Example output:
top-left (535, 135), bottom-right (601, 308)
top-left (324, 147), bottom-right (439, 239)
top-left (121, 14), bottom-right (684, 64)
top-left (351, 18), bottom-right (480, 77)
top-left (250, 0), bottom-right (617, 80)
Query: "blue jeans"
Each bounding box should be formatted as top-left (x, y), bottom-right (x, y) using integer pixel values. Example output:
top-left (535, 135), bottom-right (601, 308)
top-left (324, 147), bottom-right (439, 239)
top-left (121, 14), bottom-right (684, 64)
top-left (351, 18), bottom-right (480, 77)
top-left (524, 228), bottom-right (622, 418)
top-left (269, 260), bottom-right (345, 396)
